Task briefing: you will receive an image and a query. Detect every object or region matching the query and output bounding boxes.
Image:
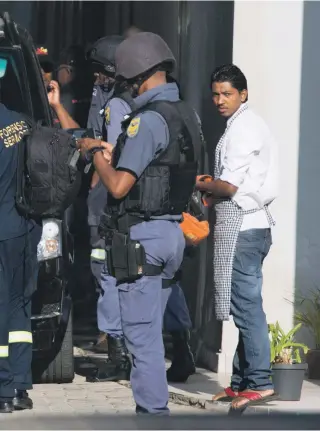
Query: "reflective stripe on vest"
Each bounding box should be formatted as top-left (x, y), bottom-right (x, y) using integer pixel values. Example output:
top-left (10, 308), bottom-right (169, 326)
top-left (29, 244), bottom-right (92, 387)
top-left (9, 331), bottom-right (32, 344)
top-left (0, 346), bottom-right (8, 357)
top-left (91, 249), bottom-right (106, 260)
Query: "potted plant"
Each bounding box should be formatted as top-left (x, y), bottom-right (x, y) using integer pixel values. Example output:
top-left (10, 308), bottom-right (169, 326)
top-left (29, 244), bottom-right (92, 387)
top-left (269, 321), bottom-right (308, 401)
top-left (294, 288), bottom-right (320, 379)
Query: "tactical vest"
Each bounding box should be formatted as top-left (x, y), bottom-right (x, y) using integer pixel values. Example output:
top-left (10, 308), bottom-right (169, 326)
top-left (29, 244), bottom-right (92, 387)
top-left (104, 100), bottom-right (201, 223)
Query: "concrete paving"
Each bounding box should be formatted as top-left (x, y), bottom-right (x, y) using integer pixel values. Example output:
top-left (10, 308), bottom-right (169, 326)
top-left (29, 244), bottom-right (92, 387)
top-left (0, 346), bottom-right (317, 429)
top-left (0, 373), bottom-right (194, 428)
top-left (66, 315), bottom-right (320, 419)
top-left (74, 343), bottom-right (320, 415)
top-left (166, 366), bottom-right (320, 414)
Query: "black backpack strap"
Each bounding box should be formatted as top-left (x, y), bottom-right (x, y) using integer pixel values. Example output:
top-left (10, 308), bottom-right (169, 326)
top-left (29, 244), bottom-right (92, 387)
top-left (22, 114), bottom-right (37, 130)
top-left (16, 115), bottom-right (34, 216)
top-left (16, 127), bottom-right (26, 210)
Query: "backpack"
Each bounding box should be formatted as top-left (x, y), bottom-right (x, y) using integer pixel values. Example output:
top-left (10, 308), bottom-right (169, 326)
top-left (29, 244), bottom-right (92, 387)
top-left (16, 122), bottom-right (82, 219)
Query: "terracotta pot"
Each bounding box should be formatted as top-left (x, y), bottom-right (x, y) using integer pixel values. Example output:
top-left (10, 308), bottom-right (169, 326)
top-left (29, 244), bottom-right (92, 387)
top-left (306, 349), bottom-right (320, 380)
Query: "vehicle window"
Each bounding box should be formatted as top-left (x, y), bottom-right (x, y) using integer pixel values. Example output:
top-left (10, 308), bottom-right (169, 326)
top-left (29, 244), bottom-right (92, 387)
top-left (0, 58), bottom-right (8, 78)
top-left (0, 49), bottom-right (30, 116)
top-left (20, 42), bottom-right (50, 125)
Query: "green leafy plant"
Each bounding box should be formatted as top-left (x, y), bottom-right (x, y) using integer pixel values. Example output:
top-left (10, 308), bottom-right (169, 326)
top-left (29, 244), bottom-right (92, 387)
top-left (294, 288), bottom-right (320, 349)
top-left (268, 321), bottom-right (309, 364)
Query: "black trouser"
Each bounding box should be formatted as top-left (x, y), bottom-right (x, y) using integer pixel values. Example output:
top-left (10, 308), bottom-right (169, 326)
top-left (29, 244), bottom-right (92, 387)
top-left (0, 226), bottom-right (40, 399)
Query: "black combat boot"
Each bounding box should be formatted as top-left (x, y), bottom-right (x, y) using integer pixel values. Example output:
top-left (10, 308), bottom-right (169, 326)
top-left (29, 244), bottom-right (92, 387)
top-left (12, 390), bottom-right (33, 410)
top-left (166, 330), bottom-right (196, 383)
top-left (0, 399), bottom-right (13, 413)
top-left (86, 337), bottom-right (131, 382)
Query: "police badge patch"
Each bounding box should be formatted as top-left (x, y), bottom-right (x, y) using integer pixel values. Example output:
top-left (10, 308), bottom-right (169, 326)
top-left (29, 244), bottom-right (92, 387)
top-left (105, 106), bottom-right (111, 125)
top-left (127, 117), bottom-right (141, 138)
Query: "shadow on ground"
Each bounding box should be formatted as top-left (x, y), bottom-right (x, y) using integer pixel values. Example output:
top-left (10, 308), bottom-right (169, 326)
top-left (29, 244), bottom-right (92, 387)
top-left (2, 413), bottom-right (320, 429)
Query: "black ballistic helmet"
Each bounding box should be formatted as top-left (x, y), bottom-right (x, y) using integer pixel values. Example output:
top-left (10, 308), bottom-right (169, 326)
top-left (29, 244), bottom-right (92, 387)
top-left (86, 35), bottom-right (124, 76)
top-left (115, 32), bottom-right (176, 80)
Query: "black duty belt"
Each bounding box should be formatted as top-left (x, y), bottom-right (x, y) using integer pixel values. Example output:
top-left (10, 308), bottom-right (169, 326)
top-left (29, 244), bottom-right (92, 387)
top-left (103, 213), bottom-right (182, 287)
top-left (101, 213), bottom-right (145, 235)
top-left (117, 214), bottom-right (145, 234)
top-left (162, 269), bottom-right (182, 289)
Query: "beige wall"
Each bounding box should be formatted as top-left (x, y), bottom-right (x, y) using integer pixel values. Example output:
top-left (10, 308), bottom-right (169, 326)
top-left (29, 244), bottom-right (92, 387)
top-left (218, 0), bottom-right (304, 373)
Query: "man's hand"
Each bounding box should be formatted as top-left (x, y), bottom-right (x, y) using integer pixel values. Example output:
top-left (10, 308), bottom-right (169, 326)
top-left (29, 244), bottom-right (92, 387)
top-left (195, 180), bottom-right (214, 207)
top-left (195, 177), bottom-right (237, 199)
top-left (47, 80), bottom-right (61, 108)
top-left (77, 137), bottom-right (101, 156)
top-left (77, 138), bottom-right (113, 162)
top-left (100, 141), bottom-right (114, 164)
top-left (195, 180), bottom-right (210, 192)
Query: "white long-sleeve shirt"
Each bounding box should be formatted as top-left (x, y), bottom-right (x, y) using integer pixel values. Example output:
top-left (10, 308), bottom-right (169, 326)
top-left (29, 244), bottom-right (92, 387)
top-left (218, 105), bottom-right (278, 231)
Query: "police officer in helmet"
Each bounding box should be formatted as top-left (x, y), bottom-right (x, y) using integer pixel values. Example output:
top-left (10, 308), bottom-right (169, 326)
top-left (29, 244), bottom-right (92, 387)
top-left (90, 65), bottom-right (196, 384)
top-left (86, 35), bottom-right (124, 354)
top-left (77, 32), bottom-right (201, 414)
top-left (86, 32), bottom-right (195, 383)
top-left (86, 35), bottom-right (124, 139)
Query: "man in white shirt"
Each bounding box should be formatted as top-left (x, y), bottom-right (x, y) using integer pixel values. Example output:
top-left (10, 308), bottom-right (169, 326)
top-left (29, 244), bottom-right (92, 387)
top-left (196, 64), bottom-right (278, 411)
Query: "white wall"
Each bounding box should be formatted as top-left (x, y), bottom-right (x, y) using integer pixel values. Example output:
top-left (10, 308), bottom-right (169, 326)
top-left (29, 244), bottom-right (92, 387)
top-left (218, 0), bottom-right (304, 373)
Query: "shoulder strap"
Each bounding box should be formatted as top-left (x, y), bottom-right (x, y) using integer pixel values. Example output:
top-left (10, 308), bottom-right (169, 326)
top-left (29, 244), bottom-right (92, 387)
top-left (22, 114), bottom-right (37, 130)
top-left (121, 100), bottom-right (203, 166)
top-left (117, 91), bottom-right (137, 111)
top-left (15, 115), bottom-right (40, 214)
top-left (122, 100), bottom-right (177, 128)
top-left (16, 117), bottom-right (32, 214)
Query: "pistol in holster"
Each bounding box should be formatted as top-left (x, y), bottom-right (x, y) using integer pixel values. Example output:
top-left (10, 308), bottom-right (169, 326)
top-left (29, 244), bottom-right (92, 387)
top-left (104, 218), bottom-right (163, 284)
top-left (106, 230), bottom-right (153, 284)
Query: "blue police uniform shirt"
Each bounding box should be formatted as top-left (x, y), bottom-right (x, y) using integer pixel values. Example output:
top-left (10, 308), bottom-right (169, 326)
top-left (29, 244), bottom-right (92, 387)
top-left (87, 86), bottom-right (115, 247)
top-left (0, 103), bottom-right (30, 240)
top-left (87, 85), bottom-right (113, 137)
top-left (115, 83), bottom-right (181, 221)
top-left (106, 91), bottom-right (203, 148)
top-left (104, 96), bottom-right (131, 145)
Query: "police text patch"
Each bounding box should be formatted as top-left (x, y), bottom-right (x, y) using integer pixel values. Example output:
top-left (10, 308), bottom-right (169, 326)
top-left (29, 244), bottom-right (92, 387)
top-left (105, 106), bottom-right (111, 125)
top-left (127, 117), bottom-right (141, 138)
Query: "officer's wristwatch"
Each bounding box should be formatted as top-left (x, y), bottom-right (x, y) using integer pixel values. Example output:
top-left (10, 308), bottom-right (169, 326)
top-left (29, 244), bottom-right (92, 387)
top-left (85, 146), bottom-right (104, 163)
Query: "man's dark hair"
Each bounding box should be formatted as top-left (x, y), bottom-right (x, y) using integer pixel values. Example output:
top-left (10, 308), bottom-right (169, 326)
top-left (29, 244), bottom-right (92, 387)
top-left (210, 64), bottom-right (247, 93)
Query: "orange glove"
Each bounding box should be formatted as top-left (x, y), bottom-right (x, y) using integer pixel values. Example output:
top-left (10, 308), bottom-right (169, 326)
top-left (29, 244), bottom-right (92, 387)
top-left (180, 212), bottom-right (210, 246)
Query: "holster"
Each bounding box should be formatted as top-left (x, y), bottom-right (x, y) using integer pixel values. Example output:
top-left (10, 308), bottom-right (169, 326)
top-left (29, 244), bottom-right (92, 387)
top-left (99, 212), bottom-right (117, 240)
top-left (103, 214), bottom-right (163, 284)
